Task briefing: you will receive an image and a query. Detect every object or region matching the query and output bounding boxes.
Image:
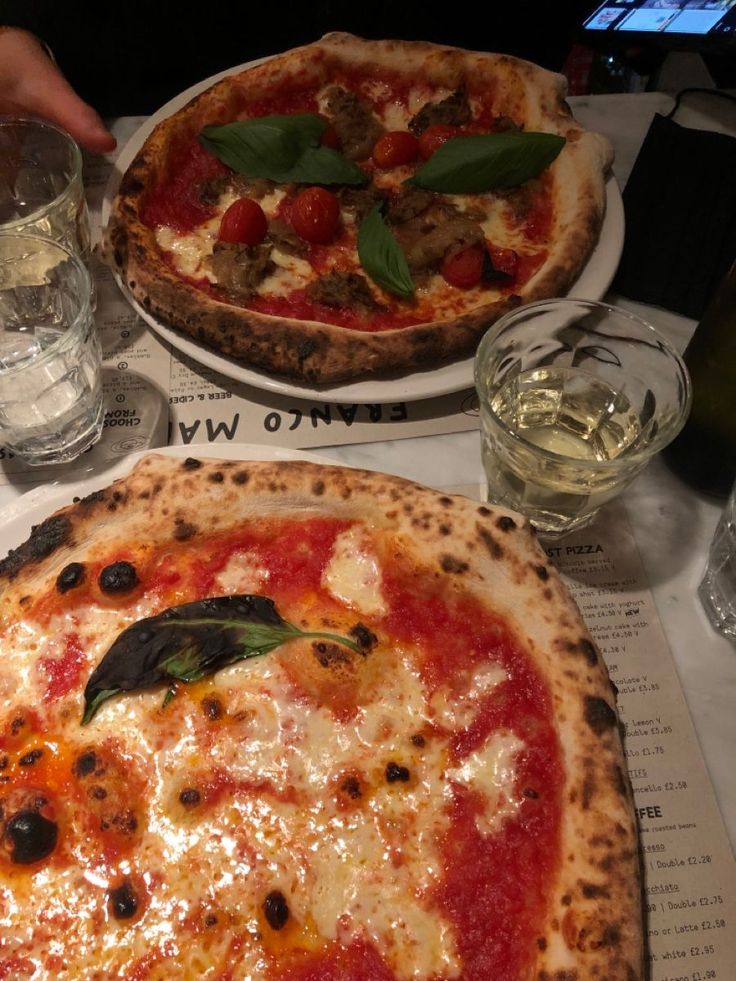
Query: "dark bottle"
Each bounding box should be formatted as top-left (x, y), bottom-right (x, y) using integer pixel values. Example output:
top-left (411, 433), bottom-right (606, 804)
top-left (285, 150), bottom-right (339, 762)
top-left (664, 260), bottom-right (736, 497)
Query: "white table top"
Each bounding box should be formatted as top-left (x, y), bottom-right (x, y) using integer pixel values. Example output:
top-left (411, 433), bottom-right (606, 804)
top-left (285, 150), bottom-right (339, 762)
top-left (0, 91), bottom-right (734, 852)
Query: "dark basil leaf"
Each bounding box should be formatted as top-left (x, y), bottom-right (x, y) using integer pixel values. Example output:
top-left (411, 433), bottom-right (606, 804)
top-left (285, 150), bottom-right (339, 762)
top-left (357, 207), bottom-right (415, 299)
top-left (277, 146), bottom-right (368, 186)
top-left (408, 132), bottom-right (566, 193)
top-left (82, 594), bottom-right (363, 724)
top-left (200, 116), bottom-right (367, 186)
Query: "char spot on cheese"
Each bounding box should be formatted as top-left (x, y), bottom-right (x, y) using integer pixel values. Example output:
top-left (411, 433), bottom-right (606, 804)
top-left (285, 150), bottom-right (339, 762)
top-left (411, 733), bottom-right (426, 747)
top-left (340, 775), bottom-right (362, 799)
top-left (56, 562), bottom-right (85, 593)
top-left (349, 622), bottom-right (377, 653)
top-left (263, 889), bottom-right (290, 930)
top-left (385, 762), bottom-right (410, 783)
top-left (179, 788), bottom-right (202, 807)
top-left (18, 749), bottom-right (43, 767)
top-left (109, 879), bottom-right (138, 920)
top-left (182, 458), bottom-right (202, 470)
top-left (202, 695), bottom-right (224, 720)
top-left (4, 809), bottom-right (58, 864)
top-left (98, 561), bottom-right (139, 594)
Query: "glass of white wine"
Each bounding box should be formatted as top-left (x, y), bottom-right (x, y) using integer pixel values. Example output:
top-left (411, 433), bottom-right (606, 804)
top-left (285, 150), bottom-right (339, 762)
top-left (0, 117), bottom-right (90, 260)
top-left (474, 298), bottom-right (692, 538)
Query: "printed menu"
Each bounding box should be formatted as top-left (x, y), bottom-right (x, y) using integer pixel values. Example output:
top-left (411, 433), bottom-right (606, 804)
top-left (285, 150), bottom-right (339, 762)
top-left (453, 484), bottom-right (736, 980)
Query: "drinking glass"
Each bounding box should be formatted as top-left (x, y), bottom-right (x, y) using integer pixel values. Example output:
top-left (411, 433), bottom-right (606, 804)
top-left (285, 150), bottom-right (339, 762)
top-left (0, 116), bottom-right (90, 259)
top-left (699, 481), bottom-right (736, 642)
top-left (0, 233), bottom-right (104, 465)
top-left (474, 298), bottom-right (692, 537)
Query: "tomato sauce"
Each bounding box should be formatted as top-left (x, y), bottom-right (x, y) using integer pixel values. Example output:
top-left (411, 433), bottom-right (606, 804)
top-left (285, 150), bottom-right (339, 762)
top-left (41, 633), bottom-right (87, 703)
top-left (141, 139), bottom-right (227, 232)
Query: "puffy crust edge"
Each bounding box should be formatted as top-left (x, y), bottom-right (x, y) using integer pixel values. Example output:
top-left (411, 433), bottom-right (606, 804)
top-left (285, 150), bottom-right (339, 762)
top-left (107, 33), bottom-right (613, 384)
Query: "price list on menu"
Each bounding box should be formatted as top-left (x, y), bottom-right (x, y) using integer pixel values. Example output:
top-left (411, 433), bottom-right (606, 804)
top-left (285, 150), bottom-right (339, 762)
top-left (547, 503), bottom-right (736, 981)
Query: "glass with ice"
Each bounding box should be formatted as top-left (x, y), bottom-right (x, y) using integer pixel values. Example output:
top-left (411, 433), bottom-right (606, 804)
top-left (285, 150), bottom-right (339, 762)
top-left (0, 233), bottom-right (103, 465)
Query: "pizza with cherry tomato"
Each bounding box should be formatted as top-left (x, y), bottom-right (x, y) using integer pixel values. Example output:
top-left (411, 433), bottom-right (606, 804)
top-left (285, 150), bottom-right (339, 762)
top-left (0, 454), bottom-right (642, 979)
top-left (109, 33), bottom-right (613, 384)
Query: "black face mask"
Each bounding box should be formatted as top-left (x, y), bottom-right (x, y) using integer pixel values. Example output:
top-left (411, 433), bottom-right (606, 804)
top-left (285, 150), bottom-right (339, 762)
top-left (614, 109), bottom-right (736, 320)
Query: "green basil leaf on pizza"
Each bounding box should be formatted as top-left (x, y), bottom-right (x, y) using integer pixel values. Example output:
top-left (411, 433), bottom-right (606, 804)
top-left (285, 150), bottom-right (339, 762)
top-left (200, 115), bottom-right (368, 186)
top-left (82, 593), bottom-right (362, 723)
top-left (409, 131), bottom-right (566, 193)
top-left (357, 206), bottom-right (415, 298)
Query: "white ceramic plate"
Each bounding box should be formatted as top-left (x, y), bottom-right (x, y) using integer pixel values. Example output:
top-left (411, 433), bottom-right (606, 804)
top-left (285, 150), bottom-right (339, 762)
top-left (0, 443), bottom-right (337, 558)
top-left (102, 62), bottom-right (625, 405)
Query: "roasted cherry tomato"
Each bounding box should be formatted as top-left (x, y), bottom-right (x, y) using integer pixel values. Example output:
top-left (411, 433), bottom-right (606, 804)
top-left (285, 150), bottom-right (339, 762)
top-left (218, 198), bottom-right (268, 245)
top-left (440, 245), bottom-right (485, 289)
top-left (488, 245), bottom-right (519, 279)
top-left (290, 187), bottom-right (340, 244)
top-left (372, 131), bottom-right (419, 169)
top-left (320, 124), bottom-right (340, 149)
top-left (418, 124), bottom-right (461, 160)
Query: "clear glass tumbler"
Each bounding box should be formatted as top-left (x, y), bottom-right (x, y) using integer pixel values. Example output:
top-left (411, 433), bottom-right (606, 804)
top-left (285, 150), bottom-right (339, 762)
top-left (474, 298), bottom-right (692, 537)
top-left (0, 233), bottom-right (103, 465)
top-left (699, 482), bottom-right (736, 642)
top-left (0, 116), bottom-right (90, 259)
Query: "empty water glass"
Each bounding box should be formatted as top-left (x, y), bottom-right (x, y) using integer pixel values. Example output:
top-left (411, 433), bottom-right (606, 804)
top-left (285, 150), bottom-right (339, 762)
top-left (0, 232), bottom-right (103, 465)
top-left (699, 482), bottom-right (736, 642)
top-left (0, 116), bottom-right (90, 259)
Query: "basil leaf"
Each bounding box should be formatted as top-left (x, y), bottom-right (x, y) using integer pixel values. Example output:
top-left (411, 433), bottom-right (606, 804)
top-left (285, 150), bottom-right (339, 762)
top-left (82, 594), bottom-right (363, 724)
top-left (409, 131), bottom-right (566, 193)
top-left (200, 116), bottom-right (368, 186)
top-left (357, 207), bottom-right (415, 299)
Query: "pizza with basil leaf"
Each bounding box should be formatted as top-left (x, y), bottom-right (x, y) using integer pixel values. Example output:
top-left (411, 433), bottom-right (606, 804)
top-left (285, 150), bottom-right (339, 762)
top-left (109, 33), bottom-right (613, 383)
top-left (0, 454), bottom-right (642, 979)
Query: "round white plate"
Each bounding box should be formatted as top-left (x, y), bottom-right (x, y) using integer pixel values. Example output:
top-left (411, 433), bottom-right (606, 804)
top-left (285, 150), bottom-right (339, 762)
top-left (102, 62), bottom-right (625, 405)
top-left (0, 443), bottom-right (337, 558)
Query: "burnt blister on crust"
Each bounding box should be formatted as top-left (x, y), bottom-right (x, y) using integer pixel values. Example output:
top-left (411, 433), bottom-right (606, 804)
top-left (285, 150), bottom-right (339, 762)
top-left (0, 515), bottom-right (72, 581)
top-left (584, 695), bottom-right (618, 736)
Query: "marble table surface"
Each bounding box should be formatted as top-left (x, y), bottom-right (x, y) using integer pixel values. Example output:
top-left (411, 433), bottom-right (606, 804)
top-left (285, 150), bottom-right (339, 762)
top-left (0, 91), bottom-right (734, 851)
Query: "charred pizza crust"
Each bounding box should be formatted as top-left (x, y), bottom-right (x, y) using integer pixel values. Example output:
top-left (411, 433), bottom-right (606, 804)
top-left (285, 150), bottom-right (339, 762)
top-left (0, 455), bottom-right (642, 979)
top-left (108, 33), bottom-right (613, 384)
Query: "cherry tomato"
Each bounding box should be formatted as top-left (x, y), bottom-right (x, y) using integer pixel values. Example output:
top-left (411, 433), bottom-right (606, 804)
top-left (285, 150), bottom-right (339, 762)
top-left (372, 131), bottom-right (419, 169)
top-left (440, 245), bottom-right (485, 289)
top-left (418, 124), bottom-right (461, 160)
top-left (290, 187), bottom-right (340, 244)
top-left (218, 198), bottom-right (268, 245)
top-left (488, 245), bottom-right (519, 279)
top-left (321, 124), bottom-right (340, 149)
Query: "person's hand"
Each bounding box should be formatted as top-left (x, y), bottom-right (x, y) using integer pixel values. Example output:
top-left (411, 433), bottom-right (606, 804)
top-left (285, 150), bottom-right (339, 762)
top-left (0, 27), bottom-right (116, 154)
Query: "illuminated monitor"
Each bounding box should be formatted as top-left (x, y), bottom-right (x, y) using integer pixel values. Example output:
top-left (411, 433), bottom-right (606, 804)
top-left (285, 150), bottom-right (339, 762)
top-left (583, 1), bottom-right (736, 39)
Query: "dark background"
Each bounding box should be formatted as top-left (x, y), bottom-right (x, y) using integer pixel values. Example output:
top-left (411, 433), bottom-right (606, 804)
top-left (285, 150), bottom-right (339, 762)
top-left (4, 1), bottom-right (597, 115)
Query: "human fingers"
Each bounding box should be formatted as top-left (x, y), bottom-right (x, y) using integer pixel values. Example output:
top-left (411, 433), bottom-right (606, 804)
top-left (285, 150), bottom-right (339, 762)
top-left (0, 28), bottom-right (116, 154)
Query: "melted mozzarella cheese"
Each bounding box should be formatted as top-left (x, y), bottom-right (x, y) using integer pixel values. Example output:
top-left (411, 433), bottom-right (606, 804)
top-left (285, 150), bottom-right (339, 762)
top-left (213, 550), bottom-right (269, 595)
top-left (321, 527), bottom-right (387, 617)
top-left (446, 731), bottom-right (525, 835)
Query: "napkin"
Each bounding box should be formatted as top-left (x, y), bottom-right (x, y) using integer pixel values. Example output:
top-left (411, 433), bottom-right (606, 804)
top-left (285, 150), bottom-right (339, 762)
top-left (613, 112), bottom-right (736, 320)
